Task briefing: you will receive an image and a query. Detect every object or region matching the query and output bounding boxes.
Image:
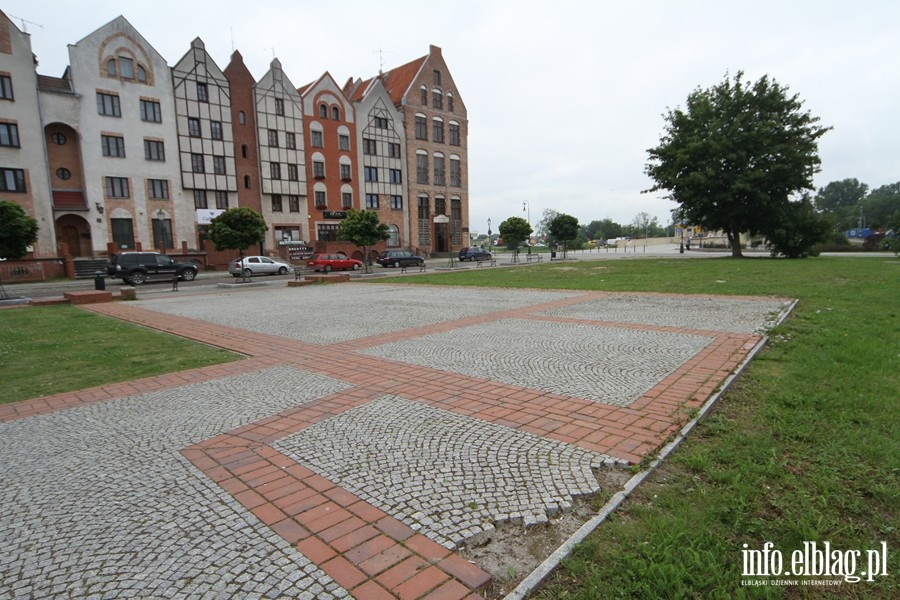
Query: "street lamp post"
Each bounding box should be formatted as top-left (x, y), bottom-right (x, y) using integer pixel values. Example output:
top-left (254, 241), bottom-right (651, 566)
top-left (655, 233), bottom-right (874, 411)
top-left (487, 218), bottom-right (492, 250)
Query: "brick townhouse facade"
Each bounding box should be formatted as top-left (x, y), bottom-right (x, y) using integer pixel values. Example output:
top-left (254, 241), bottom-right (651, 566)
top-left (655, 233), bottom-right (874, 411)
top-left (0, 12), bottom-right (468, 274)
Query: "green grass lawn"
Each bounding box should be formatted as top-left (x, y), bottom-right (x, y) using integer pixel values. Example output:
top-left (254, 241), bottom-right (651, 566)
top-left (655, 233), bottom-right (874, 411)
top-left (377, 256), bottom-right (899, 598)
top-left (0, 305), bottom-right (239, 404)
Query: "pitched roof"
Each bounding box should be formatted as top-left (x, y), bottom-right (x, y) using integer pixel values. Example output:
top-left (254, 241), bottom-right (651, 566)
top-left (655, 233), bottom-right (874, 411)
top-left (379, 54), bottom-right (427, 105)
top-left (37, 75), bottom-right (73, 94)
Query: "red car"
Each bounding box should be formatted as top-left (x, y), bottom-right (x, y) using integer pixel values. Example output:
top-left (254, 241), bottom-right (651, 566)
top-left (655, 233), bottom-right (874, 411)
top-left (306, 253), bottom-right (363, 272)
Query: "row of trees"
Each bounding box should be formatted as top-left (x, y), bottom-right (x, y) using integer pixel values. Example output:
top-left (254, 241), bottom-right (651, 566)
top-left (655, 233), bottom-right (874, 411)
top-left (814, 178), bottom-right (900, 233)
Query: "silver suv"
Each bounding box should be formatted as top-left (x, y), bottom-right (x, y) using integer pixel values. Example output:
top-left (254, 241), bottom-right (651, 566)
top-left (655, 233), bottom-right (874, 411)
top-left (107, 252), bottom-right (198, 285)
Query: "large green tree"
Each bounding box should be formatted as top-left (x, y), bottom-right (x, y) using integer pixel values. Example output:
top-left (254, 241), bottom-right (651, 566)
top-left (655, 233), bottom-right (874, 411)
top-left (208, 207), bottom-right (267, 258)
top-left (337, 209), bottom-right (390, 273)
top-left (498, 216), bottom-right (532, 253)
top-left (767, 195), bottom-right (832, 258)
top-left (862, 182), bottom-right (900, 229)
top-left (548, 213), bottom-right (579, 258)
top-left (814, 178), bottom-right (868, 231)
top-left (0, 201), bottom-right (39, 260)
top-left (645, 72), bottom-right (831, 257)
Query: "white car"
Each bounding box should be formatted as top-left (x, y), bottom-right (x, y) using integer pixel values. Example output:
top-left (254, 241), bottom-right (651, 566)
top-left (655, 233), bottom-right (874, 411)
top-left (228, 255), bottom-right (292, 277)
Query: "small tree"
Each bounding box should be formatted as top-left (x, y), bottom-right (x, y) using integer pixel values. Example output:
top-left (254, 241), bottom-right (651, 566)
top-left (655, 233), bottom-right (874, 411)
top-left (337, 209), bottom-right (390, 273)
top-left (548, 213), bottom-right (579, 259)
top-left (208, 207), bottom-right (267, 260)
top-left (498, 216), bottom-right (532, 253)
top-left (0, 201), bottom-right (39, 260)
top-left (767, 196), bottom-right (831, 258)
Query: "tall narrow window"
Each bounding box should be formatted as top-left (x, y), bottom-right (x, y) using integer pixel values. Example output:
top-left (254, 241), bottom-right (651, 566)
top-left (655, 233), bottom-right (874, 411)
top-left (420, 86), bottom-right (428, 105)
top-left (433, 119), bottom-right (444, 143)
top-left (288, 164), bottom-right (299, 181)
top-left (390, 195), bottom-right (403, 210)
top-left (389, 169), bottom-right (402, 184)
top-left (191, 154), bottom-right (205, 173)
top-left (270, 163), bottom-right (282, 179)
top-left (363, 138), bottom-right (377, 155)
top-left (289, 194), bottom-right (300, 212)
top-left (285, 132), bottom-right (296, 149)
top-left (449, 122), bottom-right (460, 146)
top-left (432, 90), bottom-right (443, 110)
top-left (416, 153), bottom-right (428, 184)
top-left (0, 123), bottom-right (20, 147)
top-left (0, 76), bottom-right (13, 100)
top-left (433, 155), bottom-right (445, 185)
top-left (271, 194), bottom-right (283, 211)
top-left (215, 191), bottom-right (228, 209)
top-left (389, 143), bottom-right (401, 158)
top-left (311, 131), bottom-right (323, 147)
top-left (193, 190), bottom-right (208, 209)
top-left (364, 166), bottom-right (378, 182)
top-left (210, 121), bottom-right (223, 140)
top-left (340, 164), bottom-right (351, 180)
top-left (119, 57), bottom-right (134, 79)
top-left (196, 82), bottom-right (209, 102)
top-left (188, 117), bottom-right (201, 137)
top-left (448, 94), bottom-right (454, 112)
top-left (338, 134), bottom-right (350, 150)
top-left (365, 193), bottom-right (379, 209)
top-left (415, 116), bottom-right (427, 140)
top-left (450, 157), bottom-right (461, 187)
top-left (213, 155), bottom-right (226, 175)
top-left (332, 106), bottom-right (340, 120)
top-left (315, 190), bottom-right (327, 208)
top-left (319, 104), bottom-right (328, 118)
top-left (341, 192), bottom-right (352, 208)
top-left (433, 70), bottom-right (441, 85)
top-left (267, 129), bottom-right (278, 146)
top-left (313, 161), bottom-right (325, 179)
top-left (275, 98), bottom-right (285, 115)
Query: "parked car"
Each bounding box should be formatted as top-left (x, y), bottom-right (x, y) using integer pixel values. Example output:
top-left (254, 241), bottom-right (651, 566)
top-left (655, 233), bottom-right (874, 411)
top-left (458, 247), bottom-right (492, 262)
top-left (376, 250), bottom-right (425, 268)
top-left (107, 252), bottom-right (198, 285)
top-left (228, 256), bottom-right (292, 277)
top-left (306, 254), bottom-right (363, 272)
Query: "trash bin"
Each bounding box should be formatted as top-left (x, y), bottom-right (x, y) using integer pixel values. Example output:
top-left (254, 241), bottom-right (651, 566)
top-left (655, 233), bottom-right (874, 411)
top-left (550, 251), bottom-right (557, 259)
top-left (94, 271), bottom-right (106, 291)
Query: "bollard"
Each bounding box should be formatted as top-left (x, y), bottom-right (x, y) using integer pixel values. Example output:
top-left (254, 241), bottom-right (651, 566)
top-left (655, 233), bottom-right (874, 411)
top-left (94, 271), bottom-right (106, 291)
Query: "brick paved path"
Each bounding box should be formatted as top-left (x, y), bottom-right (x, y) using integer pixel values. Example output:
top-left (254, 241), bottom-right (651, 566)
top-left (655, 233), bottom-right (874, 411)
top-left (0, 284), bottom-right (792, 599)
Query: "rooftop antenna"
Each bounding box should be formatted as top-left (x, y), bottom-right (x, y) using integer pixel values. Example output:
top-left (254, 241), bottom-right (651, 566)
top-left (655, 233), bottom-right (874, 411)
top-left (8, 14), bottom-right (43, 33)
top-left (373, 49), bottom-right (393, 74)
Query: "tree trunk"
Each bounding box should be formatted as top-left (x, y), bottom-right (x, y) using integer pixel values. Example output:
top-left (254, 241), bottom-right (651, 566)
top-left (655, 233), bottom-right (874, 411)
top-left (728, 230), bottom-right (743, 258)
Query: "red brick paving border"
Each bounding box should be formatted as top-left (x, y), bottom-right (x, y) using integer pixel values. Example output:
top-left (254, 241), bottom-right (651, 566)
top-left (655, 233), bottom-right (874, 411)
top-left (3, 289), bottom-right (790, 598)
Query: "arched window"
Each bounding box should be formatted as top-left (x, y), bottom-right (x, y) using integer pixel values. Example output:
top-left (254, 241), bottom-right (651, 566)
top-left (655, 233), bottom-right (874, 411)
top-left (447, 92), bottom-right (454, 112)
top-left (107, 59), bottom-right (117, 77)
top-left (332, 106), bottom-right (340, 120)
top-left (241, 144), bottom-right (248, 159)
top-left (244, 175), bottom-right (251, 189)
top-left (319, 103), bottom-right (328, 118)
top-left (239, 111), bottom-right (246, 125)
top-left (137, 65), bottom-right (147, 83)
top-left (387, 224), bottom-right (400, 247)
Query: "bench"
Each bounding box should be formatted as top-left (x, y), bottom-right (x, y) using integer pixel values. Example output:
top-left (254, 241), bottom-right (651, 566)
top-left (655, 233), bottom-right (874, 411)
top-left (294, 267), bottom-right (309, 281)
top-left (171, 276), bottom-right (179, 291)
top-left (525, 254), bottom-right (543, 263)
top-left (475, 258), bottom-right (497, 267)
top-left (400, 263), bottom-right (427, 274)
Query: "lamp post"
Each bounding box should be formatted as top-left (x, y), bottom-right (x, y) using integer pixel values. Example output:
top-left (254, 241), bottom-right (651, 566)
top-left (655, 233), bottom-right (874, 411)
top-left (156, 209), bottom-right (166, 252)
top-left (487, 218), bottom-right (492, 250)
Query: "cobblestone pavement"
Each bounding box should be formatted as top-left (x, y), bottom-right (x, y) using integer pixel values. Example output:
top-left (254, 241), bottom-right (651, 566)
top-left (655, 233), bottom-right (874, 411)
top-left (0, 283), bottom-right (793, 599)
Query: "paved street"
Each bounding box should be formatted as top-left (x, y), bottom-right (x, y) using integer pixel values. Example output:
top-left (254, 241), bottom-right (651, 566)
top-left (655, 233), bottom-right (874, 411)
top-left (0, 282), bottom-right (792, 599)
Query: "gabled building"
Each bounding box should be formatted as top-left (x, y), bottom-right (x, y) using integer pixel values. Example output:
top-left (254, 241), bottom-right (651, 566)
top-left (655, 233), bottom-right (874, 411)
top-left (223, 50), bottom-right (262, 221)
top-left (346, 76), bottom-right (409, 253)
top-left (298, 72), bottom-right (358, 255)
top-left (172, 38), bottom-right (237, 249)
top-left (255, 59), bottom-right (308, 249)
top-left (0, 12), bottom-right (55, 257)
top-left (348, 45), bottom-right (468, 256)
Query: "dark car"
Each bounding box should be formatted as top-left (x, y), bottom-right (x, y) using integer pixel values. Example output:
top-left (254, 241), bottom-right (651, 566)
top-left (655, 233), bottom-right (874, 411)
top-left (458, 247), bottom-right (492, 262)
top-left (376, 250), bottom-right (425, 268)
top-left (107, 252), bottom-right (198, 285)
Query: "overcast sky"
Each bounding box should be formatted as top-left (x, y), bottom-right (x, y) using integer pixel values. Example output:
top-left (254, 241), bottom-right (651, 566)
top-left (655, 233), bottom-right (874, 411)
top-left (5, 0), bottom-right (898, 234)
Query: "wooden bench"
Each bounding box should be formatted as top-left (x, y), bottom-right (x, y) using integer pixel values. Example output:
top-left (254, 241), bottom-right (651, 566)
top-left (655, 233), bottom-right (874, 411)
top-left (475, 258), bottom-right (497, 267)
top-left (525, 254), bottom-right (543, 263)
top-left (400, 263), bottom-right (427, 274)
